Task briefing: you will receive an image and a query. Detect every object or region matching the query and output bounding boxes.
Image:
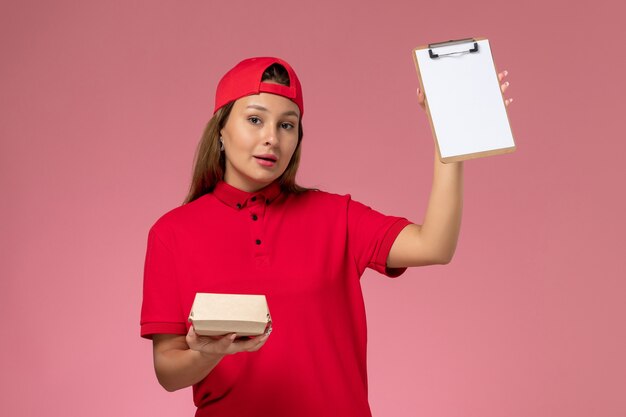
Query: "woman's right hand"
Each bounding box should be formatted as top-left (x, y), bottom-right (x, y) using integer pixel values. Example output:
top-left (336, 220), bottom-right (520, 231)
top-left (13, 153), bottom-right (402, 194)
top-left (186, 325), bottom-right (270, 358)
top-left (152, 326), bottom-right (271, 391)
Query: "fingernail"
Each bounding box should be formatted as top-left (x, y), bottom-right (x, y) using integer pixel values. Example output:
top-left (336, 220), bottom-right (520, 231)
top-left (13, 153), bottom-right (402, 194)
top-left (230, 334), bottom-right (237, 341)
top-left (504, 70), bottom-right (508, 76)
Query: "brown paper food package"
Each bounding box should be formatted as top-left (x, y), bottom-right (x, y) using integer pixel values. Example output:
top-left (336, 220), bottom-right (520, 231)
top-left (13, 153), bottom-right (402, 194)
top-left (188, 293), bottom-right (272, 337)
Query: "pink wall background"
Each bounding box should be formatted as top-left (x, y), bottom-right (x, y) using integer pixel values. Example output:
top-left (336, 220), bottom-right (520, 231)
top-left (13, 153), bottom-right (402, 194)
top-left (2, 0), bottom-right (624, 416)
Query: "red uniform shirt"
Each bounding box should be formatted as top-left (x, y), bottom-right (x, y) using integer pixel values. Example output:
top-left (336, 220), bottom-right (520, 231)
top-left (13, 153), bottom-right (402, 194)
top-left (141, 180), bottom-right (412, 416)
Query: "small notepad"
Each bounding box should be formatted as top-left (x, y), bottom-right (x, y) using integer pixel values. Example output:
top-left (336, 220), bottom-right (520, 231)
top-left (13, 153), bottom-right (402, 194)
top-left (413, 37), bottom-right (516, 162)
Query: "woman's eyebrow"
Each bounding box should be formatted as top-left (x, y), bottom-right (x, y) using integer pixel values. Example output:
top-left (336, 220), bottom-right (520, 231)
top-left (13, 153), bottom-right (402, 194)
top-left (246, 104), bottom-right (299, 118)
top-left (246, 104), bottom-right (268, 112)
top-left (282, 110), bottom-right (300, 118)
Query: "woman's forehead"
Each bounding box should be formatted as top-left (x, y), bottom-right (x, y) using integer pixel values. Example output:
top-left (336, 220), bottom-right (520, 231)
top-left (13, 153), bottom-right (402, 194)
top-left (234, 93), bottom-right (300, 118)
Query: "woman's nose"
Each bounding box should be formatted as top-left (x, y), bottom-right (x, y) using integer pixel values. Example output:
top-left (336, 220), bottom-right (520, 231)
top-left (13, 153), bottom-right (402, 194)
top-left (263, 127), bottom-right (278, 145)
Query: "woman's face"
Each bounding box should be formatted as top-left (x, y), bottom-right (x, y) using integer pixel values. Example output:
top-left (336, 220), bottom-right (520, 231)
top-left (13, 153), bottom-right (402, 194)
top-left (220, 92), bottom-right (300, 192)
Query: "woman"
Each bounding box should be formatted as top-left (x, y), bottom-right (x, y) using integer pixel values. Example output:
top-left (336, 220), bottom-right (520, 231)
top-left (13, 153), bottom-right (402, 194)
top-left (140, 56), bottom-right (512, 416)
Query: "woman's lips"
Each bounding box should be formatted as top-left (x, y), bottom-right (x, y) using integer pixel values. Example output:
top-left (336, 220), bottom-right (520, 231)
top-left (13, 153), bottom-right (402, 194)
top-left (254, 156), bottom-right (277, 167)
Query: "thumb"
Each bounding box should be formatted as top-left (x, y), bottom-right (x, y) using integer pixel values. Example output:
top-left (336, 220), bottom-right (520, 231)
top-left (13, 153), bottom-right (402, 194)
top-left (221, 333), bottom-right (237, 347)
top-left (186, 325), bottom-right (197, 340)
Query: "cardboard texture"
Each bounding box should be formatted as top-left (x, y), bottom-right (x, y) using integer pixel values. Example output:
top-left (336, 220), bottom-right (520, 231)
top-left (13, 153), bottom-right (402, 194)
top-left (188, 293), bottom-right (271, 336)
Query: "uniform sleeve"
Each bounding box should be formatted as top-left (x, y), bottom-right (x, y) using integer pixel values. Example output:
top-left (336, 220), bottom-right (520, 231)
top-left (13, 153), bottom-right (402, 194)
top-left (140, 224), bottom-right (187, 339)
top-left (347, 196), bottom-right (413, 278)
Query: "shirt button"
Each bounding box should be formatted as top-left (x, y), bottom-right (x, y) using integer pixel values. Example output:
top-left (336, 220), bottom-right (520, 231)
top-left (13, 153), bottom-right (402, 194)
top-left (255, 239), bottom-right (262, 245)
top-left (251, 196), bottom-right (257, 202)
top-left (236, 203), bottom-right (242, 209)
top-left (251, 214), bottom-right (258, 221)
top-left (266, 199), bottom-right (271, 205)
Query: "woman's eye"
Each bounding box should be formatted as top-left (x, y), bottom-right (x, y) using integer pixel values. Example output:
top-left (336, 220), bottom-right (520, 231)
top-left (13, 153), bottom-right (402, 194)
top-left (281, 123), bottom-right (294, 130)
top-left (248, 117), bottom-right (261, 124)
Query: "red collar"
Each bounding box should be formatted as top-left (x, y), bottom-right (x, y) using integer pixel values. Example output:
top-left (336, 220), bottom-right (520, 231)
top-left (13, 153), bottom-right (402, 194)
top-left (213, 180), bottom-right (282, 209)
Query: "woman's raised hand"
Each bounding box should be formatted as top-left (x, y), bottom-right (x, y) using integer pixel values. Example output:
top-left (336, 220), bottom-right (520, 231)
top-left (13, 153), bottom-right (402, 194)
top-left (416, 85), bottom-right (426, 111)
top-left (415, 69), bottom-right (513, 111)
top-left (498, 69), bottom-right (513, 106)
top-left (186, 325), bottom-right (270, 357)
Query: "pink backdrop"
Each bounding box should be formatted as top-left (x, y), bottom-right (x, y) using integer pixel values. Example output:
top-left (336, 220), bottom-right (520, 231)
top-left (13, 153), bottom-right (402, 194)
top-left (2, 0), bottom-right (625, 416)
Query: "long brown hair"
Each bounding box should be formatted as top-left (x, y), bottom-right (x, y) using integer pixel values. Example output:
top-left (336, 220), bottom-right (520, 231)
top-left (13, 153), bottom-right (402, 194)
top-left (183, 64), bottom-right (313, 205)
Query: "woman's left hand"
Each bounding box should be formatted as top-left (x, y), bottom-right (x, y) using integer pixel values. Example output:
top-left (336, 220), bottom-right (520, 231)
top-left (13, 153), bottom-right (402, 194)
top-left (415, 68), bottom-right (513, 111)
top-left (499, 69), bottom-right (513, 106)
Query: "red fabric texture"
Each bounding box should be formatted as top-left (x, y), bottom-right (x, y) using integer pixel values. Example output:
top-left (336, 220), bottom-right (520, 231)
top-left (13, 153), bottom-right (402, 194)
top-left (140, 180), bottom-right (412, 416)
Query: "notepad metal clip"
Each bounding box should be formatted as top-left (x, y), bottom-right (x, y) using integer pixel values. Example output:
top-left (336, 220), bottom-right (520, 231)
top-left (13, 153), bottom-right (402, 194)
top-left (428, 38), bottom-right (479, 59)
